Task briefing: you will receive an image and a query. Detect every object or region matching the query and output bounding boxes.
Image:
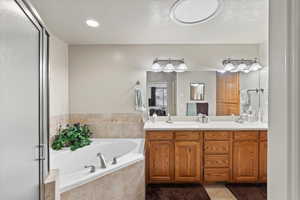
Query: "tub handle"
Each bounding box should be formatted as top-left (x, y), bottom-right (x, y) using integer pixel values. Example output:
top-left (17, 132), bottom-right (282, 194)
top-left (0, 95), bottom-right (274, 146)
top-left (112, 157), bottom-right (117, 165)
top-left (85, 165), bottom-right (96, 173)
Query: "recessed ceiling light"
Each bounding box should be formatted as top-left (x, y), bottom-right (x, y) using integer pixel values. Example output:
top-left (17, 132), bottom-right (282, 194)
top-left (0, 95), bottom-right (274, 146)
top-left (170, 0), bottom-right (223, 25)
top-left (86, 19), bottom-right (99, 27)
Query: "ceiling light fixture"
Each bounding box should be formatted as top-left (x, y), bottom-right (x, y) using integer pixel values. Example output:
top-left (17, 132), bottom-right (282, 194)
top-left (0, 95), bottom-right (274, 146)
top-left (170, 0), bottom-right (223, 25)
top-left (221, 58), bottom-right (263, 74)
top-left (150, 58), bottom-right (188, 73)
top-left (86, 19), bottom-right (99, 27)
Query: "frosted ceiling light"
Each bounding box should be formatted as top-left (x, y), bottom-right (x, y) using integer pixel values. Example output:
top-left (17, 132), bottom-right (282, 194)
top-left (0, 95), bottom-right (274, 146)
top-left (163, 63), bottom-right (175, 72)
top-left (86, 19), bottom-right (99, 27)
top-left (170, 0), bottom-right (223, 25)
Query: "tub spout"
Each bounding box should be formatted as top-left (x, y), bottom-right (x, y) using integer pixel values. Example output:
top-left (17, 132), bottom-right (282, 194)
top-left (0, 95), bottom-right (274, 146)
top-left (97, 153), bottom-right (107, 169)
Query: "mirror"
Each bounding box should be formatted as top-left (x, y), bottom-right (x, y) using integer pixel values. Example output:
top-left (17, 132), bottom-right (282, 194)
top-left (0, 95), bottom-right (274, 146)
top-left (190, 83), bottom-right (205, 101)
top-left (146, 69), bottom-right (268, 117)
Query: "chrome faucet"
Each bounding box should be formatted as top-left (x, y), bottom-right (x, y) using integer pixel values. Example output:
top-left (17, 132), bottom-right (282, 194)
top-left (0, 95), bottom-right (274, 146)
top-left (85, 165), bottom-right (96, 173)
top-left (166, 113), bottom-right (173, 123)
top-left (97, 153), bottom-right (107, 169)
top-left (198, 113), bottom-right (208, 123)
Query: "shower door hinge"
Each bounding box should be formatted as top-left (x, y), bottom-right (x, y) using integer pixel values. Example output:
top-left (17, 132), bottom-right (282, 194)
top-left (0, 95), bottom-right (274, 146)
top-left (35, 144), bottom-right (46, 161)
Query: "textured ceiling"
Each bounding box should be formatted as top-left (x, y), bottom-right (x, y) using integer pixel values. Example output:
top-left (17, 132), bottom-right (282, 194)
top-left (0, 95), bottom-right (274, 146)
top-left (29, 0), bottom-right (268, 44)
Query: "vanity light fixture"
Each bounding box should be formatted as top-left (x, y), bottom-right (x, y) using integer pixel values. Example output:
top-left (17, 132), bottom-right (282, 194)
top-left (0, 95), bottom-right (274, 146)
top-left (150, 58), bottom-right (188, 72)
top-left (170, 0), bottom-right (223, 25)
top-left (86, 19), bottom-right (99, 27)
top-left (221, 58), bottom-right (263, 74)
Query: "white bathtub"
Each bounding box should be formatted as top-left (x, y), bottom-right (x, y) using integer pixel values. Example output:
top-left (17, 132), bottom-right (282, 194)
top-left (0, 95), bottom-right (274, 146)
top-left (50, 138), bottom-right (145, 193)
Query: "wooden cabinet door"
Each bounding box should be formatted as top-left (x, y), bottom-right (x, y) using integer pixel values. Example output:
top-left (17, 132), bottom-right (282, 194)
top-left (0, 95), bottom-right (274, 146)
top-left (148, 141), bottom-right (174, 182)
top-left (233, 141), bottom-right (259, 182)
top-left (259, 141), bottom-right (267, 182)
top-left (216, 72), bottom-right (240, 115)
top-left (175, 141), bottom-right (201, 182)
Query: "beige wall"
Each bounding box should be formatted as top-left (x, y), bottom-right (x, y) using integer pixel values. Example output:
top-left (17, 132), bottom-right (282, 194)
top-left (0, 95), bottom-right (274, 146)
top-left (49, 35), bottom-right (69, 137)
top-left (69, 44), bottom-right (259, 114)
top-left (49, 35), bottom-right (69, 117)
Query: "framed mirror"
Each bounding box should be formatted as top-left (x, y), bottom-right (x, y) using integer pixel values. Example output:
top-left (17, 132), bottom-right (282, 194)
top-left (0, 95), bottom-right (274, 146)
top-left (190, 83), bottom-right (205, 101)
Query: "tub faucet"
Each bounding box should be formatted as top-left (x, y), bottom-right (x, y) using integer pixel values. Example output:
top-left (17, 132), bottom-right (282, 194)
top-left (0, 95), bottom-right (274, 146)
top-left (85, 165), bottom-right (96, 173)
top-left (97, 153), bottom-right (107, 169)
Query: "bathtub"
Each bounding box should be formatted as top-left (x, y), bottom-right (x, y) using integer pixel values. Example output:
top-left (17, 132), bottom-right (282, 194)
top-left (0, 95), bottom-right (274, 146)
top-left (50, 138), bottom-right (145, 193)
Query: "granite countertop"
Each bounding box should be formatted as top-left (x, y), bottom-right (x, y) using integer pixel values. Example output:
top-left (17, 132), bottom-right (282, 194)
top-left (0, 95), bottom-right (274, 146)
top-left (144, 120), bottom-right (268, 131)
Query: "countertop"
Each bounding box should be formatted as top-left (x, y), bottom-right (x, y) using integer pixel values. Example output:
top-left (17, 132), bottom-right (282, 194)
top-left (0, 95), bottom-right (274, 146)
top-left (144, 120), bottom-right (268, 131)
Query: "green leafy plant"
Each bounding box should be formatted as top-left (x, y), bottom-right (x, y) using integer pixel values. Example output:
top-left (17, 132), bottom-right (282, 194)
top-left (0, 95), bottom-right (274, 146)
top-left (52, 123), bottom-right (92, 151)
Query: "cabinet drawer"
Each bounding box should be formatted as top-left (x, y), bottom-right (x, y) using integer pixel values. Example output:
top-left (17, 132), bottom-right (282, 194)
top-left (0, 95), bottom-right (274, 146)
top-left (175, 132), bottom-right (200, 140)
top-left (147, 132), bottom-right (173, 140)
top-left (260, 131), bottom-right (268, 141)
top-left (204, 131), bottom-right (231, 140)
top-left (204, 155), bottom-right (230, 168)
top-left (205, 141), bottom-right (230, 154)
top-left (204, 168), bottom-right (230, 182)
top-left (234, 131), bottom-right (258, 140)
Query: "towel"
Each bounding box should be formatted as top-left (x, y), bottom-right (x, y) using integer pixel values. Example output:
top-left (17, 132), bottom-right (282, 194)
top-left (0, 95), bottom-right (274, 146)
top-left (186, 103), bottom-right (197, 116)
top-left (135, 88), bottom-right (145, 111)
top-left (196, 103), bottom-right (209, 116)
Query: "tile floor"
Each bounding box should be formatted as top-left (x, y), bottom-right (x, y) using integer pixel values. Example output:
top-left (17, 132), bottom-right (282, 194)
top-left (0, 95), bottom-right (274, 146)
top-left (146, 183), bottom-right (267, 200)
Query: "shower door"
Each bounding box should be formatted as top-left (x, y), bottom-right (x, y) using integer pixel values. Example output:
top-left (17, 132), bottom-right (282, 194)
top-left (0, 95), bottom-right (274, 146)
top-left (0, 0), bottom-right (49, 199)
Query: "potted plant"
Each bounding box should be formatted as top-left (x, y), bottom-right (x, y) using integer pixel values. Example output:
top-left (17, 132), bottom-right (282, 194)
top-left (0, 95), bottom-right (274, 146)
top-left (52, 123), bottom-right (92, 151)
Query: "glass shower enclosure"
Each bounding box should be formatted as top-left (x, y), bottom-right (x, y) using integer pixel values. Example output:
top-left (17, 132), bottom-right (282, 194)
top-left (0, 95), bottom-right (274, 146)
top-left (0, 0), bottom-right (49, 199)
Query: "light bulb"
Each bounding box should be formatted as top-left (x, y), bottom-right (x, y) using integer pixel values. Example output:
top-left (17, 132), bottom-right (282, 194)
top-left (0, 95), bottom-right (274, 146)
top-left (86, 19), bottom-right (99, 27)
top-left (163, 63), bottom-right (175, 72)
top-left (243, 69), bottom-right (250, 73)
top-left (224, 63), bottom-right (235, 71)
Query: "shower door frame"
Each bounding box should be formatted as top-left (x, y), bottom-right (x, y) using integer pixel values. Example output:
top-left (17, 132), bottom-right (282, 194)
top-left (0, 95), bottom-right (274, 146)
top-left (14, 0), bottom-right (50, 199)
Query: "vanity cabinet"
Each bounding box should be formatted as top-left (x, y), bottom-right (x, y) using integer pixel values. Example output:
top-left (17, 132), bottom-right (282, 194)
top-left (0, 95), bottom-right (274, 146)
top-left (259, 131), bottom-right (268, 182)
top-left (146, 130), bottom-right (267, 184)
top-left (232, 132), bottom-right (259, 182)
top-left (147, 132), bottom-right (174, 183)
top-left (203, 131), bottom-right (232, 183)
top-left (174, 132), bottom-right (202, 182)
top-left (175, 141), bottom-right (201, 182)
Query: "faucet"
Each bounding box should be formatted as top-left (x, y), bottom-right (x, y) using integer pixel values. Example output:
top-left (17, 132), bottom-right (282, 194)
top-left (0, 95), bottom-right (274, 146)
top-left (97, 153), bottom-right (107, 169)
top-left (166, 113), bottom-right (173, 123)
top-left (85, 165), bottom-right (96, 173)
top-left (198, 113), bottom-right (208, 123)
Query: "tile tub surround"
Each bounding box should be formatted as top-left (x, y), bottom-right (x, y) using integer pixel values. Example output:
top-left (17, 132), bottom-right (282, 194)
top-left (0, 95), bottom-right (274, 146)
top-left (61, 160), bottom-right (145, 200)
top-left (69, 113), bottom-right (144, 138)
top-left (45, 169), bottom-right (60, 200)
